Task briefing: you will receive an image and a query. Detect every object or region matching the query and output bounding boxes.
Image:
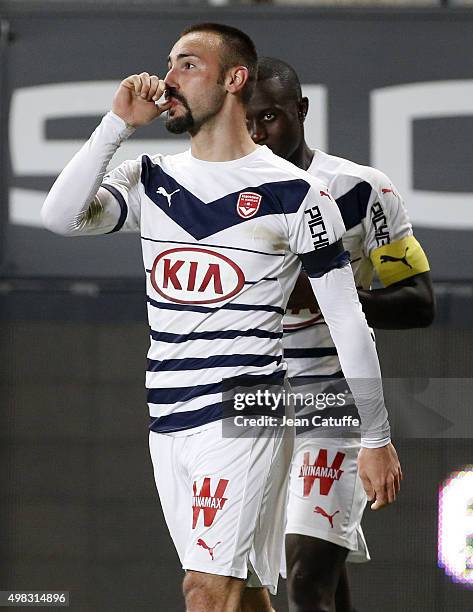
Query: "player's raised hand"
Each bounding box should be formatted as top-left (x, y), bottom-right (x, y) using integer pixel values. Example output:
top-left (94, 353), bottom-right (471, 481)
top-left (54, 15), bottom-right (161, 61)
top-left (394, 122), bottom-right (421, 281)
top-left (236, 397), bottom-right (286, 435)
top-left (358, 443), bottom-right (402, 511)
top-left (112, 72), bottom-right (172, 127)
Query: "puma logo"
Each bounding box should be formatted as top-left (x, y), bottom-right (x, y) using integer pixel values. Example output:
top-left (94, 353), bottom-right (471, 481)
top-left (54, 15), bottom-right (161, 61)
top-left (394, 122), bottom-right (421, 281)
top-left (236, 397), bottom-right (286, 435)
top-left (314, 506), bottom-right (339, 529)
top-left (196, 538), bottom-right (222, 560)
top-left (156, 187), bottom-right (180, 207)
top-left (380, 247), bottom-right (412, 269)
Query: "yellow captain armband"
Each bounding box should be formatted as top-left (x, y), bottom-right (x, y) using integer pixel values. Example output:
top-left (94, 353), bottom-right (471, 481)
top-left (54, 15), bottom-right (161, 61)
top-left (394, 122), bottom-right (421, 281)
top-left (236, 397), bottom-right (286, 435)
top-left (370, 235), bottom-right (430, 287)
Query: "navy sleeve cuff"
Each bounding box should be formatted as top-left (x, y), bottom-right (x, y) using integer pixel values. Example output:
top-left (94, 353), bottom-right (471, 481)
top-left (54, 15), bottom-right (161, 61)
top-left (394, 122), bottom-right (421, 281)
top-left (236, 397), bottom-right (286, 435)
top-left (299, 239), bottom-right (350, 278)
top-left (102, 184), bottom-right (128, 234)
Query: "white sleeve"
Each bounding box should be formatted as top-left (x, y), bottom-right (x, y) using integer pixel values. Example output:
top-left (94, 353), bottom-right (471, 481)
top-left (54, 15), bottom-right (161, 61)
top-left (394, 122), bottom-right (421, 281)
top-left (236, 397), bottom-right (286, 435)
top-left (286, 176), bottom-right (390, 447)
top-left (362, 170), bottom-right (412, 256)
top-left (287, 180), bottom-right (346, 260)
top-left (309, 266), bottom-right (391, 447)
top-left (41, 111), bottom-right (139, 236)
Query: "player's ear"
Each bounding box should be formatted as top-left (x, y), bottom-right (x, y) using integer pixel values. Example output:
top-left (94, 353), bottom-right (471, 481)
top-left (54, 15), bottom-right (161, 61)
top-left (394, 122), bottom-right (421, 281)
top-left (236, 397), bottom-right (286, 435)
top-left (226, 66), bottom-right (249, 95)
top-left (298, 97), bottom-right (309, 123)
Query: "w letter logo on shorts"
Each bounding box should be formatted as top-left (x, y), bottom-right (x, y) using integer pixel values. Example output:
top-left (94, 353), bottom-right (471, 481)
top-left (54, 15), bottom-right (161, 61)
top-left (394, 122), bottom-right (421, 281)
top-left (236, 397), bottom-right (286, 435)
top-left (299, 449), bottom-right (345, 497)
top-left (192, 477), bottom-right (229, 529)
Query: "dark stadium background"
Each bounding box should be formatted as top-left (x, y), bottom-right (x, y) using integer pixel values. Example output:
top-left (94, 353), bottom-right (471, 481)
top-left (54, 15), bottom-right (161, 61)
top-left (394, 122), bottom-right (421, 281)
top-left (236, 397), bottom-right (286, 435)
top-left (1, 3), bottom-right (473, 610)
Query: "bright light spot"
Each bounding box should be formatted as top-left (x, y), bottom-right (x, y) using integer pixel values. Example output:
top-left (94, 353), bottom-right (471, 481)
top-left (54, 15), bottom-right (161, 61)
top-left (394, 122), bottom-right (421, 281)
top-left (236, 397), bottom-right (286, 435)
top-left (439, 466), bottom-right (473, 588)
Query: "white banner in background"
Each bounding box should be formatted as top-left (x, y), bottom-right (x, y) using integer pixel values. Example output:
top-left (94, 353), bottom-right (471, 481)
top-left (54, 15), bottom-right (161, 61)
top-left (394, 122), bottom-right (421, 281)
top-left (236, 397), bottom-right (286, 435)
top-left (371, 80), bottom-right (473, 230)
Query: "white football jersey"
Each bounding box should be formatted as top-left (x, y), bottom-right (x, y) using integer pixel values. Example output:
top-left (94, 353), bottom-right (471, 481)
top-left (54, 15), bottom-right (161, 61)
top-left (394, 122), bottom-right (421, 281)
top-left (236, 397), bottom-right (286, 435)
top-left (102, 146), bottom-right (348, 433)
top-left (283, 149), bottom-right (412, 379)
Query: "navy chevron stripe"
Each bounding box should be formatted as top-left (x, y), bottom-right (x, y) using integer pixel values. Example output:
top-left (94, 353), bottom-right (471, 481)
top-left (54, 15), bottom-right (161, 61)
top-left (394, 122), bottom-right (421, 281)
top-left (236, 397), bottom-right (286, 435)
top-left (147, 353), bottom-right (282, 372)
top-left (150, 328), bottom-right (283, 343)
top-left (147, 297), bottom-right (284, 315)
top-left (149, 402), bottom-right (223, 433)
top-left (140, 156), bottom-right (310, 240)
top-left (284, 348), bottom-right (338, 358)
top-left (336, 181), bottom-right (372, 231)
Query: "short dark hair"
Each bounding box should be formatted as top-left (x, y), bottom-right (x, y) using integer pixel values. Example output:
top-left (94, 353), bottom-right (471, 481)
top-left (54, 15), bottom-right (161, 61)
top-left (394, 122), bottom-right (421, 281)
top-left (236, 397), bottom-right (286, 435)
top-left (257, 57), bottom-right (302, 103)
top-left (180, 23), bottom-right (258, 105)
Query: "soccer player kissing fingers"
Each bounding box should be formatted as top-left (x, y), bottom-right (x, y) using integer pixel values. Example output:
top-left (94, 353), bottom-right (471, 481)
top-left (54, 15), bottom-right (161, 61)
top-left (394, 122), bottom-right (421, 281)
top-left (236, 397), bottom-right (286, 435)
top-left (111, 71), bottom-right (171, 128)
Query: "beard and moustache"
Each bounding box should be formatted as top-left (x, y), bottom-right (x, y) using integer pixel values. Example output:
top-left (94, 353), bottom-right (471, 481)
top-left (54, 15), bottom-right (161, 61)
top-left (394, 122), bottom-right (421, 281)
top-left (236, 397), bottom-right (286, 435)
top-left (165, 90), bottom-right (195, 134)
top-left (165, 86), bottom-right (226, 136)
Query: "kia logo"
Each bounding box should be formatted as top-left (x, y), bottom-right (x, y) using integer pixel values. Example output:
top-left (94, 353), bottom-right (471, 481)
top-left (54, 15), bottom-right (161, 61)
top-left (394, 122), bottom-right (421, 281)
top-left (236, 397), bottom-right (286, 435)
top-left (151, 247), bottom-right (245, 304)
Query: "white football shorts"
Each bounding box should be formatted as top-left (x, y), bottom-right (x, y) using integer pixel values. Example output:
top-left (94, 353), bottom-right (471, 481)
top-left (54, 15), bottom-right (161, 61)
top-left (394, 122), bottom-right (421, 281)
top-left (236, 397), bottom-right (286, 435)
top-left (149, 418), bottom-right (294, 594)
top-left (285, 436), bottom-right (370, 565)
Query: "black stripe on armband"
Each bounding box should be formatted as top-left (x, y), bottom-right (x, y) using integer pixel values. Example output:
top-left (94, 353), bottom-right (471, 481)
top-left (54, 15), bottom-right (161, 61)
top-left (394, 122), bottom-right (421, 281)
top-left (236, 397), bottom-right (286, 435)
top-left (299, 239), bottom-right (350, 278)
top-left (102, 184), bottom-right (128, 234)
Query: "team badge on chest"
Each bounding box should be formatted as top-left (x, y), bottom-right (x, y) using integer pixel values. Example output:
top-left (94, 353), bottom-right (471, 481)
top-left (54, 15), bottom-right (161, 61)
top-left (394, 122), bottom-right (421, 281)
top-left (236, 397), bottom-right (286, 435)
top-left (237, 192), bottom-right (262, 219)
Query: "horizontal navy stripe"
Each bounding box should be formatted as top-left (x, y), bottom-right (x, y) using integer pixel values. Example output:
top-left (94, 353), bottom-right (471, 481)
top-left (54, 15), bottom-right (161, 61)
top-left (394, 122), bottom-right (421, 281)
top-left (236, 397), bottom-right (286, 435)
top-left (147, 297), bottom-right (284, 315)
top-left (147, 297), bottom-right (214, 313)
top-left (284, 348), bottom-right (338, 358)
top-left (288, 371), bottom-right (344, 386)
top-left (147, 370), bottom-right (286, 405)
top-left (150, 328), bottom-right (282, 343)
top-left (149, 402), bottom-right (223, 433)
top-left (244, 277), bottom-right (278, 285)
top-left (141, 236), bottom-right (285, 257)
top-left (223, 303), bottom-right (284, 314)
top-left (148, 381), bottom-right (220, 404)
top-left (147, 353), bottom-right (282, 372)
top-left (102, 184), bottom-right (128, 234)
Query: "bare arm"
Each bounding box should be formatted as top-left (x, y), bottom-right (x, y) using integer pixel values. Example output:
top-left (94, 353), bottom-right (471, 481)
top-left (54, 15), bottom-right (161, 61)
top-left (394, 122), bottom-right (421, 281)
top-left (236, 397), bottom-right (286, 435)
top-left (287, 269), bottom-right (435, 329)
top-left (358, 271), bottom-right (435, 329)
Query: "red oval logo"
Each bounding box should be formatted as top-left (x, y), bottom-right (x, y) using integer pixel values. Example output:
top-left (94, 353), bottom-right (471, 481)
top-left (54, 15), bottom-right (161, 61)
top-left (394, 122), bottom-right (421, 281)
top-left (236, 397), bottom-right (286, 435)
top-left (151, 247), bottom-right (245, 305)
